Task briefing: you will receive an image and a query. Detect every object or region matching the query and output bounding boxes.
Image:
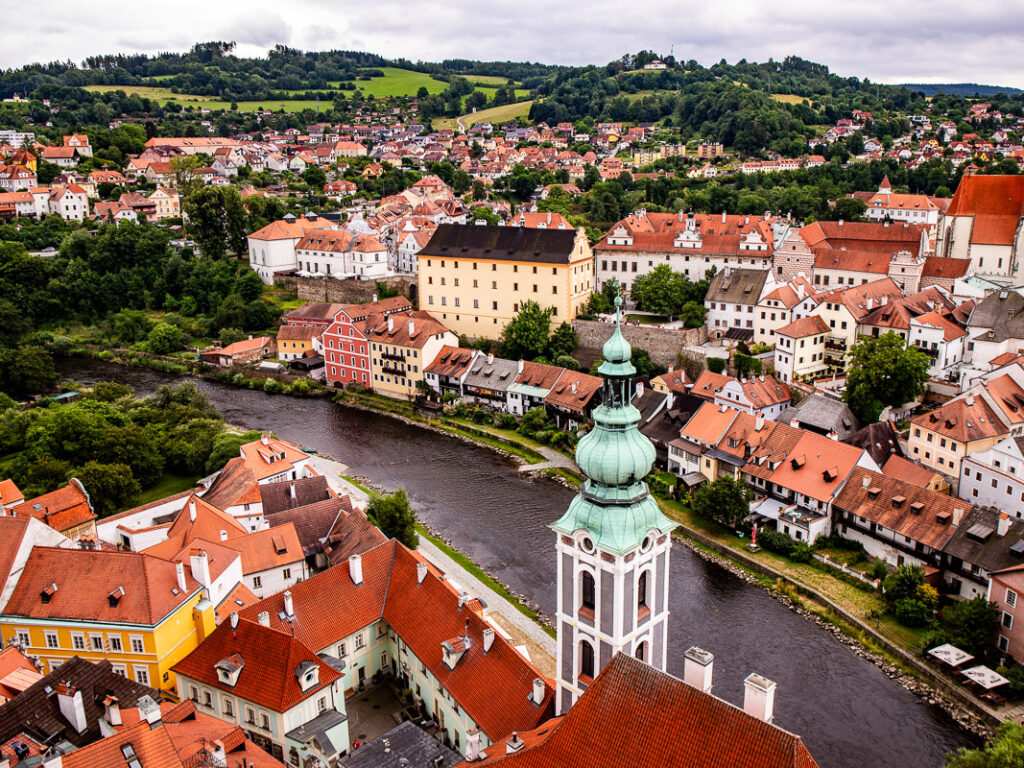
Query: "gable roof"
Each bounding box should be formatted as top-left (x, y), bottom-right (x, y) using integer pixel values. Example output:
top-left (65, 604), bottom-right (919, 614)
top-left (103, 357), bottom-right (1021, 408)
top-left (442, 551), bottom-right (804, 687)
top-left (239, 435), bottom-right (310, 482)
top-left (475, 653), bottom-right (818, 768)
top-left (62, 719), bottom-right (184, 768)
top-left (882, 455), bottom-right (941, 487)
top-left (768, 431), bottom-right (865, 504)
top-left (943, 505), bottom-right (1024, 573)
top-left (945, 175), bottom-right (1024, 245)
top-left (425, 346), bottom-right (475, 378)
top-left (259, 476), bottom-right (333, 515)
top-left (10, 479), bottom-right (95, 534)
top-left (5, 548), bottom-right (199, 626)
top-left (367, 311), bottom-right (451, 349)
top-left (705, 269), bottom-right (771, 305)
top-left (909, 396), bottom-right (1008, 444)
top-left (543, 370), bottom-right (603, 413)
top-left (846, 421), bottom-right (903, 467)
top-left (680, 402), bottom-right (739, 446)
top-left (226, 523), bottom-right (304, 575)
top-left (200, 458), bottom-right (262, 511)
top-left (775, 315), bottom-right (829, 339)
top-left (172, 620), bottom-right (339, 712)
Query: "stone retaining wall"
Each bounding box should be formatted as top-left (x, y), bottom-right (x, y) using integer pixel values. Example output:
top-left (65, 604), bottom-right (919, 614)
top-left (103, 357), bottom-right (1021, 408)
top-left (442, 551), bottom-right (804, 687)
top-left (275, 275), bottom-right (418, 305)
top-left (572, 320), bottom-right (707, 367)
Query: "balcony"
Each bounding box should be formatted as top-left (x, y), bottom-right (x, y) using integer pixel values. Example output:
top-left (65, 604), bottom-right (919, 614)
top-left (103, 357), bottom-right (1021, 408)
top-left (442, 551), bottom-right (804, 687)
top-left (380, 364), bottom-right (406, 376)
top-left (824, 336), bottom-right (847, 353)
top-left (381, 352), bottom-right (406, 362)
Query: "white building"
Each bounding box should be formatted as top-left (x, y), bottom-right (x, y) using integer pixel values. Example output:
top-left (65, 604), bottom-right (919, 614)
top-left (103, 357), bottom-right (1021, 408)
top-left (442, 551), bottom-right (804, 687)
top-left (247, 214), bottom-right (337, 284)
top-left (48, 185), bottom-right (88, 221)
top-left (703, 268), bottom-right (775, 339)
top-left (294, 229), bottom-right (392, 280)
top-left (960, 436), bottom-right (1024, 516)
top-left (909, 311), bottom-right (967, 382)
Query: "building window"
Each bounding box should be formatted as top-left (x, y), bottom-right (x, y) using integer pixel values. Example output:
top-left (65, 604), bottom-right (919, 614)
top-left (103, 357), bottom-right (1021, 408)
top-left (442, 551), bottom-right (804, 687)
top-left (133, 666), bottom-right (149, 685)
top-left (224, 699), bottom-right (234, 717)
top-left (130, 636), bottom-right (144, 654)
top-left (1003, 611), bottom-right (1014, 630)
top-left (252, 576), bottom-right (262, 589)
top-left (261, 713), bottom-right (270, 731)
top-left (580, 572), bottom-right (595, 613)
top-left (637, 571), bottom-right (649, 611)
top-left (45, 632), bottom-right (59, 649)
top-left (318, 696), bottom-right (327, 713)
top-left (71, 633), bottom-right (85, 650)
top-left (282, 568), bottom-right (291, 580)
top-left (15, 630), bottom-right (29, 646)
top-left (579, 641), bottom-right (595, 680)
top-left (355, 633), bottom-right (366, 650)
top-left (1007, 589), bottom-right (1017, 608)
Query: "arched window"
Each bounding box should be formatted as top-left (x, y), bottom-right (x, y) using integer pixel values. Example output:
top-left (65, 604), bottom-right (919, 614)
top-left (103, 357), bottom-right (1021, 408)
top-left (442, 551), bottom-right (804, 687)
top-left (579, 640), bottom-right (595, 680)
top-left (637, 571), bottom-right (650, 611)
top-left (635, 641), bottom-right (648, 662)
top-left (580, 571), bottom-right (595, 612)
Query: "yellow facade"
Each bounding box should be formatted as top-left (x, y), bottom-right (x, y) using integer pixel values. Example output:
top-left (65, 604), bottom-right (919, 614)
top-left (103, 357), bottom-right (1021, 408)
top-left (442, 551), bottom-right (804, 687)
top-left (418, 233), bottom-right (594, 340)
top-left (0, 594), bottom-right (214, 692)
top-left (907, 427), bottom-right (1005, 486)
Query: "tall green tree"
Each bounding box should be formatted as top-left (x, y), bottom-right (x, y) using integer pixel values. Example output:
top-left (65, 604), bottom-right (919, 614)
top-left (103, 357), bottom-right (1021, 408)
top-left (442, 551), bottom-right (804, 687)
top-left (367, 489), bottom-right (418, 549)
top-left (692, 475), bottom-right (752, 529)
top-left (501, 300), bottom-right (553, 361)
top-left (844, 332), bottom-right (930, 423)
top-left (945, 722), bottom-right (1024, 768)
top-left (73, 461), bottom-right (140, 517)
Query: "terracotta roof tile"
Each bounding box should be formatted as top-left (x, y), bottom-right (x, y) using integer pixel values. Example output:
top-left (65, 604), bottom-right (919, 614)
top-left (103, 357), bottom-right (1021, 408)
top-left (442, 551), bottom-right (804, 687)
top-left (910, 396), bottom-right (1008, 443)
top-left (945, 175), bottom-right (1024, 245)
top-left (62, 719), bottom-right (184, 768)
top-left (10, 480), bottom-right (95, 535)
top-left (226, 524), bottom-right (304, 575)
top-left (775, 315), bottom-right (829, 339)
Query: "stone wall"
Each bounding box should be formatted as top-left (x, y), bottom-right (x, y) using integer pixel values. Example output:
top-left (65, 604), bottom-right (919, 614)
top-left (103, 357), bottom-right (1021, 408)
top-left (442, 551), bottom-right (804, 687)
top-left (572, 319), bottom-right (707, 367)
top-left (275, 275), bottom-right (418, 306)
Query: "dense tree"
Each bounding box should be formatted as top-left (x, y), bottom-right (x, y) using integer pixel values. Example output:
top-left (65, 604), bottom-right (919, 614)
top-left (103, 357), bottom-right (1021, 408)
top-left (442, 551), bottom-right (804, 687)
top-left (501, 300), bottom-right (554, 361)
top-left (73, 461), bottom-right (141, 516)
top-left (367, 489), bottom-right (418, 549)
top-left (146, 322), bottom-right (185, 354)
top-left (945, 722), bottom-right (1024, 768)
top-left (628, 264), bottom-right (712, 318)
top-left (844, 332), bottom-right (931, 424)
top-left (0, 346), bottom-right (58, 398)
top-left (931, 597), bottom-right (1001, 659)
top-left (546, 322), bottom-right (579, 359)
top-left (692, 475), bottom-right (752, 529)
top-left (111, 309), bottom-right (153, 344)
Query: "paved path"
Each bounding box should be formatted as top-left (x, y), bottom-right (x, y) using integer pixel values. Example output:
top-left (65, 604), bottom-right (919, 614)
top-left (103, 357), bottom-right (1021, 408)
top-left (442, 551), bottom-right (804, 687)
top-left (417, 538), bottom-right (557, 661)
top-left (307, 454), bottom-right (371, 507)
top-left (518, 446), bottom-right (578, 474)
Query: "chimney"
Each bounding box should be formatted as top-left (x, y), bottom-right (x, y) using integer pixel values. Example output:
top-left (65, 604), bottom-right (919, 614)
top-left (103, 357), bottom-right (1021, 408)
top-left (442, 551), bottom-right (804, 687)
top-left (743, 673), bottom-right (777, 723)
top-left (965, 394), bottom-right (975, 407)
top-left (458, 591), bottom-right (470, 609)
top-left (790, 418), bottom-right (800, 428)
top-left (722, 210), bottom-right (727, 223)
top-left (953, 507), bottom-right (964, 527)
top-left (189, 550), bottom-right (212, 589)
top-left (219, 529), bottom-right (228, 542)
top-left (408, 319), bottom-right (415, 336)
top-left (57, 683), bottom-right (87, 733)
top-left (289, 482), bottom-right (297, 500)
top-left (188, 500), bottom-right (197, 522)
top-left (862, 475), bottom-right (871, 488)
top-left (372, 293), bottom-right (378, 302)
top-left (209, 740), bottom-right (227, 765)
top-left (482, 627), bottom-right (495, 653)
top-left (175, 561), bottom-right (186, 593)
top-left (349, 554), bottom-right (363, 585)
top-left (487, 352), bottom-right (494, 364)
top-left (283, 590), bottom-right (294, 618)
top-left (755, 412), bottom-right (764, 432)
top-left (827, 429), bottom-right (839, 441)
top-left (998, 512), bottom-right (1011, 537)
top-left (506, 733), bottom-right (525, 754)
top-left (518, 359), bottom-right (524, 374)
top-left (466, 728), bottom-right (483, 761)
top-left (230, 612), bottom-right (239, 631)
top-left (257, 611), bottom-right (271, 627)
top-left (388, 316), bottom-right (394, 332)
top-left (683, 646), bottom-right (714, 694)
top-left (103, 694), bottom-right (121, 727)
top-left (635, 381), bottom-right (644, 399)
top-left (137, 695), bottom-right (162, 728)
top-left (532, 677), bottom-right (545, 705)
top-left (260, 433), bottom-right (269, 446)
top-left (417, 561), bottom-right (428, 584)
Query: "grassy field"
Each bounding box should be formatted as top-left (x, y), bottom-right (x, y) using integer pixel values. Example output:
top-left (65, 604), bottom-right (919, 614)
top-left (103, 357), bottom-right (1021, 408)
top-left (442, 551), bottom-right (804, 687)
top-left (336, 67), bottom-right (447, 98)
top-left (771, 93), bottom-right (808, 104)
top-left (435, 99), bottom-right (535, 130)
top-left (463, 75), bottom-right (511, 86)
top-left (126, 472), bottom-right (200, 511)
top-left (84, 84), bottom-right (335, 113)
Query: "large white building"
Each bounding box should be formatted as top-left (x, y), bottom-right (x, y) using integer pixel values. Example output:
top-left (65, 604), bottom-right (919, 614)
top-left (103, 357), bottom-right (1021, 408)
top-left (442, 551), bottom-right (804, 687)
top-left (247, 214), bottom-right (337, 284)
top-left (294, 228), bottom-right (392, 280)
top-left (960, 436), bottom-right (1024, 516)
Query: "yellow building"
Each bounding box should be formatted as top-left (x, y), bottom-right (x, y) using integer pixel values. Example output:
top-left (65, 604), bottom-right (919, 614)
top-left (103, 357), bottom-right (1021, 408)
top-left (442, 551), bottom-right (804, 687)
top-left (368, 310), bottom-right (458, 400)
top-left (149, 187), bottom-right (180, 220)
top-left (417, 224), bottom-right (594, 340)
top-left (0, 547), bottom-right (214, 691)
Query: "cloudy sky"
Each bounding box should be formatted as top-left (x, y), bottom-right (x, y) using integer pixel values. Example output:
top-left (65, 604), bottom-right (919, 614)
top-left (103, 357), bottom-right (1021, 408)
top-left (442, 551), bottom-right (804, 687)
top-left (4, 0), bottom-right (1023, 89)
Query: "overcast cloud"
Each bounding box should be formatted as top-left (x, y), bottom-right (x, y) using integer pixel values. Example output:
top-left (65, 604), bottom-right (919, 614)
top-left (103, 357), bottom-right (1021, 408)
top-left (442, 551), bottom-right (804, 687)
top-left (2, 0), bottom-right (1023, 89)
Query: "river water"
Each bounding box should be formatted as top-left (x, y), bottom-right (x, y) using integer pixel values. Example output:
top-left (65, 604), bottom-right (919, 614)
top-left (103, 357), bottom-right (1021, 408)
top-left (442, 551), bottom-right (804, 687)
top-left (60, 360), bottom-right (979, 767)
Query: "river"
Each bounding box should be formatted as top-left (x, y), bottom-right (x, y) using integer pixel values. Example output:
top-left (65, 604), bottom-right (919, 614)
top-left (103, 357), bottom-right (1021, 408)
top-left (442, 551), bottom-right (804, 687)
top-left (60, 360), bottom-right (979, 767)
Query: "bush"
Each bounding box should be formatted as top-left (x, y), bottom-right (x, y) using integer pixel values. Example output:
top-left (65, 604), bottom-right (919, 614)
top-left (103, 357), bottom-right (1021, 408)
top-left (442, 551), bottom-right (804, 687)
top-left (790, 543), bottom-right (814, 563)
top-left (707, 357), bottom-right (726, 374)
top-left (647, 473), bottom-right (674, 499)
top-left (871, 559), bottom-right (889, 581)
top-left (757, 528), bottom-right (795, 557)
top-left (493, 412), bottom-right (517, 429)
top-left (894, 598), bottom-right (932, 628)
top-left (262, 378), bottom-right (285, 394)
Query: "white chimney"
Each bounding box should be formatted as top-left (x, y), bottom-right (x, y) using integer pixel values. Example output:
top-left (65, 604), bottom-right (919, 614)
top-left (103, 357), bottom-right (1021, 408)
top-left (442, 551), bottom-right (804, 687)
top-left (372, 293), bottom-right (378, 302)
top-left (827, 429), bottom-right (839, 441)
top-left (103, 695), bottom-right (121, 727)
top-left (230, 612), bottom-right (239, 631)
top-left (188, 500), bottom-right (197, 522)
top-left (283, 590), bottom-right (294, 618)
top-left (417, 561), bottom-right (428, 584)
top-left (862, 475), bottom-right (871, 488)
top-left (635, 381), bottom-right (644, 398)
top-left (755, 412), bottom-right (764, 432)
top-left (257, 611), bottom-right (271, 627)
top-left (260, 433), bottom-right (270, 446)
top-left (743, 673), bottom-right (776, 723)
top-left (953, 507), bottom-right (964, 527)
top-left (57, 684), bottom-right (87, 733)
top-left (506, 733), bottom-right (525, 754)
top-left (387, 316), bottom-right (394, 332)
top-left (532, 677), bottom-right (545, 705)
top-left (458, 591), bottom-right (470, 609)
top-left (137, 695), bottom-right (162, 727)
top-left (482, 627), bottom-right (495, 653)
top-left (175, 561), bottom-right (186, 593)
top-left (219, 529), bottom-right (228, 542)
top-left (790, 418), bottom-right (800, 428)
top-left (349, 554), bottom-right (363, 585)
top-left (998, 512), bottom-right (1011, 537)
top-left (289, 483), bottom-right (297, 500)
top-left (465, 728), bottom-right (482, 761)
top-left (408, 319), bottom-right (415, 336)
top-left (683, 646), bottom-right (714, 694)
top-left (965, 394), bottom-right (975, 406)
top-left (189, 550), bottom-right (212, 589)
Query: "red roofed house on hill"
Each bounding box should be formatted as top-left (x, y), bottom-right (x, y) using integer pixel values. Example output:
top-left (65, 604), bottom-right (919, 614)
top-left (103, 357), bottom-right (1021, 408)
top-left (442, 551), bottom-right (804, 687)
top-left (9, 478), bottom-right (97, 540)
top-left (247, 213), bottom-right (338, 284)
top-left (938, 174), bottom-right (1024, 280)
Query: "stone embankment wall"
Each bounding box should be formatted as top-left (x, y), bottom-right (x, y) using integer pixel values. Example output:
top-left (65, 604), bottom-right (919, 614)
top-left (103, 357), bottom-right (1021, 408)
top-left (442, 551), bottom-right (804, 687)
top-left (572, 320), bottom-right (707, 367)
top-left (276, 275), bottom-right (418, 305)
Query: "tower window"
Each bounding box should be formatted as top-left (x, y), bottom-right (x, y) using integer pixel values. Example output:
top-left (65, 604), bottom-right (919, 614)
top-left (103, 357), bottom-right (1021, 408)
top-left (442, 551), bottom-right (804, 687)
top-left (580, 572), bottom-right (595, 613)
top-left (637, 571), bottom-right (650, 612)
top-left (579, 640), bottom-right (595, 681)
top-left (635, 641), bottom-right (648, 662)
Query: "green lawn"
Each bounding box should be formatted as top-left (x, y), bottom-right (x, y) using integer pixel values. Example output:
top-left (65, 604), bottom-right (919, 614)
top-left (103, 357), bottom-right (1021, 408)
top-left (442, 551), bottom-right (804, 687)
top-left (339, 67), bottom-right (448, 98)
top-left (458, 100), bottom-right (534, 129)
top-left (119, 472), bottom-right (200, 513)
top-left (462, 75), bottom-right (511, 86)
top-left (83, 84), bottom-right (335, 113)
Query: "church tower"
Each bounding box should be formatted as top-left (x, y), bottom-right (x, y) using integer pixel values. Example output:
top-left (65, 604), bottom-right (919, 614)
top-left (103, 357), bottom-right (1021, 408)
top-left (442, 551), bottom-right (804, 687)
top-left (551, 298), bottom-right (678, 715)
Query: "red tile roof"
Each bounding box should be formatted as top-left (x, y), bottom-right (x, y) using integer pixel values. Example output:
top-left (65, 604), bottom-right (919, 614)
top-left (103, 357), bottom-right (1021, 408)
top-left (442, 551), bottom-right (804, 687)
top-left (768, 431), bottom-right (864, 504)
top-left (691, 370), bottom-right (732, 400)
top-left (172, 619), bottom-right (339, 713)
top-left (0, 479), bottom-right (24, 508)
top-left (62, 719), bottom-right (184, 768)
top-left (775, 315), bottom-right (829, 339)
top-left (476, 653), bottom-right (818, 768)
top-left (226, 523), bottom-right (304, 575)
top-left (597, 212), bottom-right (775, 259)
top-left (424, 346), bottom-right (475, 378)
top-left (5, 548), bottom-right (199, 626)
top-left (910, 396), bottom-right (1008, 443)
top-left (239, 435), bottom-right (310, 482)
top-left (367, 310), bottom-right (451, 349)
top-left (946, 175), bottom-right (1024, 245)
top-left (543, 370), bottom-right (602, 413)
top-left (200, 457), bottom-right (262, 510)
top-left (10, 479), bottom-right (95, 534)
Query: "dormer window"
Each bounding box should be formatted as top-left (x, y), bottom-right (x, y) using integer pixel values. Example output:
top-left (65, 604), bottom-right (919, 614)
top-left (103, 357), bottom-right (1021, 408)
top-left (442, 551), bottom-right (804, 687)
top-left (867, 487), bottom-right (881, 500)
top-left (40, 582), bottom-right (57, 604)
top-left (215, 654), bottom-right (245, 687)
top-left (891, 495), bottom-right (906, 509)
top-left (295, 661), bottom-right (320, 692)
top-left (108, 586), bottom-right (125, 607)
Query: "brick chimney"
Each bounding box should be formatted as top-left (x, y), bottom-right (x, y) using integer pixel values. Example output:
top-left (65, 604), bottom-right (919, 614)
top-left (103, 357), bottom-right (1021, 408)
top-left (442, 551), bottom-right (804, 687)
top-left (743, 673), bottom-right (776, 723)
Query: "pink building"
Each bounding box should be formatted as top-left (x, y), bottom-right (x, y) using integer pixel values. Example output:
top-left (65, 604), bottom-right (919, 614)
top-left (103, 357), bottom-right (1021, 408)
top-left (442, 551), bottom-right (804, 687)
top-left (989, 564), bottom-right (1024, 663)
